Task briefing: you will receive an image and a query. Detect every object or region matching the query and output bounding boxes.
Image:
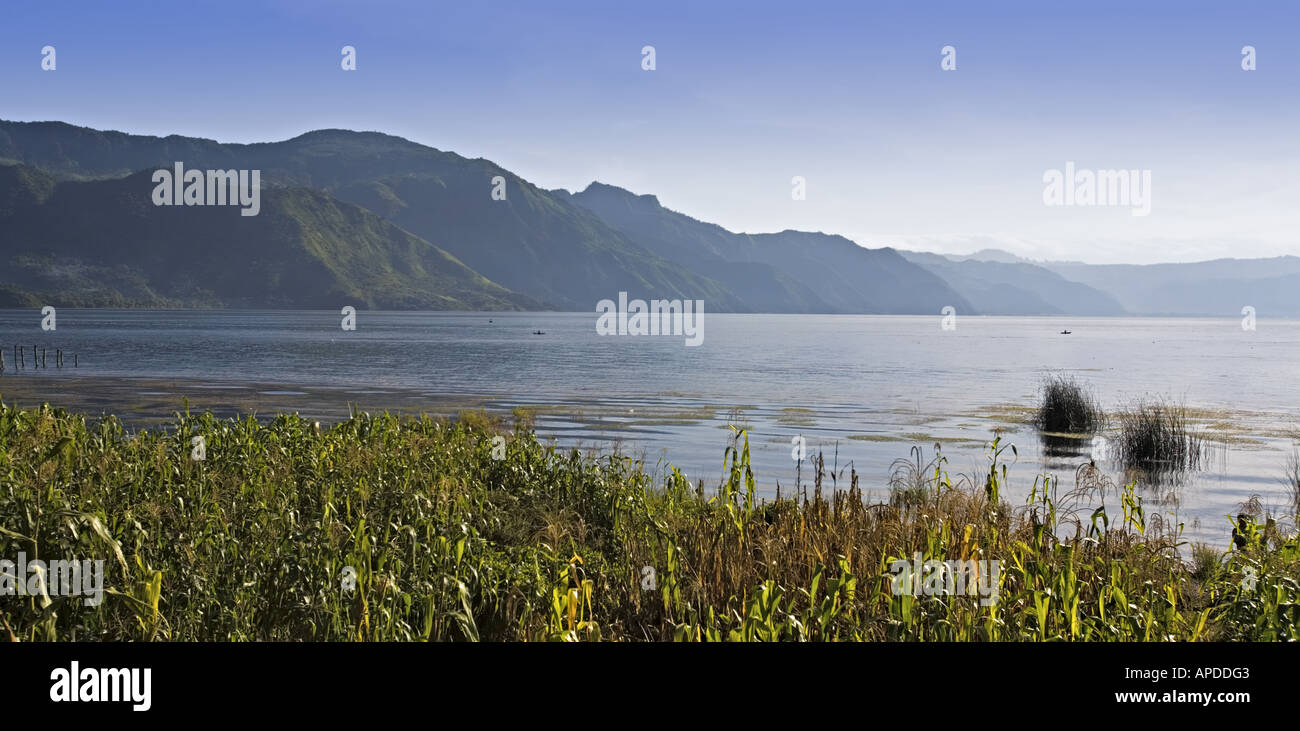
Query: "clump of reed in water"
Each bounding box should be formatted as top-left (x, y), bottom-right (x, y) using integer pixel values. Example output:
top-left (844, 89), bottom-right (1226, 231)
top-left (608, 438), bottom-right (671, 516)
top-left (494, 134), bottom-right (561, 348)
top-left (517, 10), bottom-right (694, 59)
top-left (1034, 374), bottom-right (1102, 435)
top-left (1115, 398), bottom-right (1204, 476)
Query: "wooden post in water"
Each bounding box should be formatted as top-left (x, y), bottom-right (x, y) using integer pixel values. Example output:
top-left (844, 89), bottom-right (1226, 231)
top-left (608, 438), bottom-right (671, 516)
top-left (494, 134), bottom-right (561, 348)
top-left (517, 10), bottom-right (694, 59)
top-left (1, 348), bottom-right (5, 374)
top-left (74, 353), bottom-right (78, 368)
top-left (18, 345), bottom-right (24, 369)
top-left (40, 348), bottom-right (46, 368)
top-left (56, 349), bottom-right (62, 368)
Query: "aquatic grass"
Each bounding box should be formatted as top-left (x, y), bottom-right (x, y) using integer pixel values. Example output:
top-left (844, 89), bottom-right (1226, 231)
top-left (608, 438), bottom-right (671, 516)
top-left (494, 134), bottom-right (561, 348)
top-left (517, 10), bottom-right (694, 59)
top-left (1115, 398), bottom-right (1205, 478)
top-left (0, 399), bottom-right (1296, 642)
top-left (1034, 375), bottom-right (1102, 435)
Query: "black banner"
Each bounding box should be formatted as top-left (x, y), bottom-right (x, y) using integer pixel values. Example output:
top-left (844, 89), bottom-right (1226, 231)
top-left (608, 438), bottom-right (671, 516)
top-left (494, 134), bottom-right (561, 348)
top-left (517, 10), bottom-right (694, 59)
top-left (0, 641), bottom-right (1290, 719)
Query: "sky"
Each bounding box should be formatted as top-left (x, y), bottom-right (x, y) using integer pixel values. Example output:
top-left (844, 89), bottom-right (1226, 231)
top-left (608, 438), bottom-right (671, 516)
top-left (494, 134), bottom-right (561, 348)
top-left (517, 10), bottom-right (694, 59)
top-left (2, 0), bottom-right (1298, 264)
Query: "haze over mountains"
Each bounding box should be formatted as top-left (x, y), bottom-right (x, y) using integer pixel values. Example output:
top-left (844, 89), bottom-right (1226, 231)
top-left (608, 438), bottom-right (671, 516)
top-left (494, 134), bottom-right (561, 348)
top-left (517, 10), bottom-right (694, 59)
top-left (904, 248), bottom-right (1300, 318)
top-left (0, 120), bottom-right (1292, 316)
top-left (1042, 257), bottom-right (1300, 317)
top-left (896, 251), bottom-right (1126, 316)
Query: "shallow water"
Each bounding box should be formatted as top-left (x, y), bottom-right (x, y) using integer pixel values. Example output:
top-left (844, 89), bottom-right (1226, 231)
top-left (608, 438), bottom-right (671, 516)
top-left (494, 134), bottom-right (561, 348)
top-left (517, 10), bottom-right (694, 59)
top-left (2, 309), bottom-right (1297, 548)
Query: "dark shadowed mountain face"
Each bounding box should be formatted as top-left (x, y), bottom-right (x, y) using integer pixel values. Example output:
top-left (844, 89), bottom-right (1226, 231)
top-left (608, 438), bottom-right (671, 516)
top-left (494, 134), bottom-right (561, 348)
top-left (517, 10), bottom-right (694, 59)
top-left (327, 175), bottom-right (745, 312)
top-left (567, 182), bottom-right (975, 315)
top-left (0, 164), bottom-right (538, 310)
top-left (898, 251), bottom-right (1127, 316)
top-left (0, 121), bottom-right (746, 311)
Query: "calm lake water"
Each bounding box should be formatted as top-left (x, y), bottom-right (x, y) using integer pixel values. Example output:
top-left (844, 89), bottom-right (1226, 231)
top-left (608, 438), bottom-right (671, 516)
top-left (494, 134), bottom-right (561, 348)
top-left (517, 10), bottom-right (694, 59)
top-left (3, 309), bottom-right (1298, 548)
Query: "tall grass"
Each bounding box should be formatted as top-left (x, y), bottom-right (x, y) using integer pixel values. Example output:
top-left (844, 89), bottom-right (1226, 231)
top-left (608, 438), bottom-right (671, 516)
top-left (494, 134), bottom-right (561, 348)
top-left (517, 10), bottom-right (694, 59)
top-left (888, 444), bottom-right (947, 510)
top-left (1115, 398), bottom-right (1205, 478)
top-left (0, 400), bottom-right (1296, 642)
top-left (1035, 375), bottom-right (1102, 435)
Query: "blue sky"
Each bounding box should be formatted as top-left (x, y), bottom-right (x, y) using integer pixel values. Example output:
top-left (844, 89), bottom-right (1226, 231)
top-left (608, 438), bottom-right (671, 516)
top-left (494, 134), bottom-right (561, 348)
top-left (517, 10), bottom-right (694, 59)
top-left (2, 0), bottom-right (1297, 263)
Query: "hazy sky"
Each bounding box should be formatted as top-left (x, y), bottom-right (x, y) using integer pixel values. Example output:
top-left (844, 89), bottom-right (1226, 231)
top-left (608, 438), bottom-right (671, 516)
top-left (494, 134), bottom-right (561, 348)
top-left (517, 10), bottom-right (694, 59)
top-left (2, 0), bottom-right (1297, 264)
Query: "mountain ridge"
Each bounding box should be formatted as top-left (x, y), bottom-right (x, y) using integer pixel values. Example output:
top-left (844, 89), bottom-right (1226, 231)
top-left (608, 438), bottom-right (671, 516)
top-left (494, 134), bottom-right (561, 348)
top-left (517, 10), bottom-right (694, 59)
top-left (4, 119), bottom-right (1292, 316)
top-left (566, 181), bottom-right (975, 315)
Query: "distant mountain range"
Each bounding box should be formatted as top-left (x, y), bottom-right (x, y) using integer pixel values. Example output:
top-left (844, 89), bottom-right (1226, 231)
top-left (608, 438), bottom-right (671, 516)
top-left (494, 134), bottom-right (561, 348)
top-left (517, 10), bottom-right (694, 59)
top-left (1042, 257), bottom-right (1300, 317)
top-left (0, 120), bottom-right (1293, 316)
top-left (898, 248), bottom-right (1300, 317)
top-left (896, 251), bottom-right (1125, 316)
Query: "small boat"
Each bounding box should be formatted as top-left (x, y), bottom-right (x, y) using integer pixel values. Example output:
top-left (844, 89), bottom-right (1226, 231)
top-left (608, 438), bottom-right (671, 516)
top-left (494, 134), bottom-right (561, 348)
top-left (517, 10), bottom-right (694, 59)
top-left (1060, 330), bottom-right (1072, 335)
top-left (532, 330), bottom-right (545, 335)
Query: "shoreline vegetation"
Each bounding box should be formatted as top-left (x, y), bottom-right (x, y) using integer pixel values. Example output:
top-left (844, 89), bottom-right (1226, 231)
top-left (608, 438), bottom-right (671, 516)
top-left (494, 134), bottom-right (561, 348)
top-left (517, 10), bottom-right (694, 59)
top-left (1, 399), bottom-right (1296, 642)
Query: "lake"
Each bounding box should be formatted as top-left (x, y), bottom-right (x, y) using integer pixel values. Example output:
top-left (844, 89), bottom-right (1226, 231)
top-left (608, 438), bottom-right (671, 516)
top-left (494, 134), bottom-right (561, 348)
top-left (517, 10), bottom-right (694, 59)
top-left (2, 309), bottom-right (1297, 548)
